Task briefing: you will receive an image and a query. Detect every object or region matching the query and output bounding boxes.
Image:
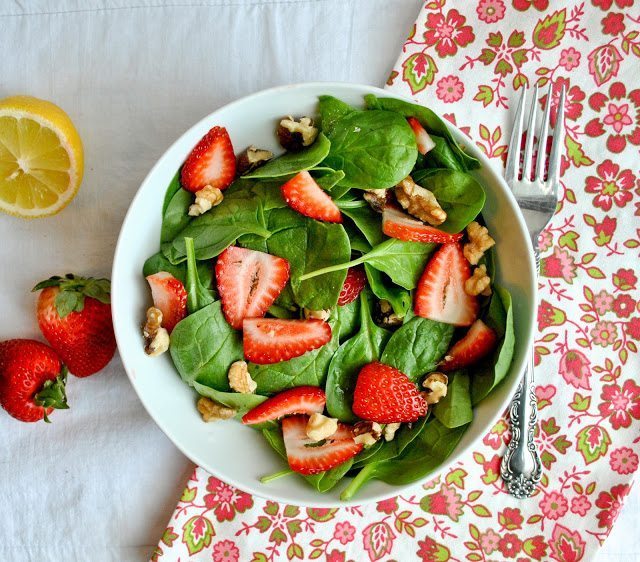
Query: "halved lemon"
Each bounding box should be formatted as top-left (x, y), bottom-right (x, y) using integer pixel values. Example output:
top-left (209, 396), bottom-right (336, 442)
top-left (0, 95), bottom-right (84, 218)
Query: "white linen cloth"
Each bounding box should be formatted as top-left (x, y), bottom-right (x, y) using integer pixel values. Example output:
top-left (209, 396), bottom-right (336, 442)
top-left (0, 1), bottom-right (635, 561)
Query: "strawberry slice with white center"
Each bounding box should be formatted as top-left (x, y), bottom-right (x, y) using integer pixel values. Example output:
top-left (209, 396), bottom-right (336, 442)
top-left (180, 126), bottom-right (237, 192)
top-left (407, 117), bottom-right (436, 155)
top-left (414, 243), bottom-right (478, 326)
top-left (382, 205), bottom-right (463, 244)
top-left (440, 319), bottom-right (498, 371)
top-left (281, 171), bottom-right (342, 223)
top-left (216, 246), bottom-right (290, 330)
top-left (243, 318), bottom-right (331, 364)
top-left (146, 272), bottom-right (188, 333)
top-left (282, 415), bottom-right (363, 475)
top-left (241, 386), bottom-right (326, 425)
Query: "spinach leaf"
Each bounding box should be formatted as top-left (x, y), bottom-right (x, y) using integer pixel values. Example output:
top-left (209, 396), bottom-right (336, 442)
top-left (471, 286), bottom-right (515, 405)
top-left (318, 95), bottom-right (359, 136)
top-left (323, 110), bottom-right (417, 189)
top-left (364, 264), bottom-right (411, 318)
top-left (161, 187), bottom-right (193, 244)
top-left (184, 237), bottom-right (216, 313)
top-left (267, 304), bottom-right (298, 319)
top-left (244, 133), bottom-right (331, 179)
top-left (380, 317), bottom-right (454, 380)
top-left (143, 252), bottom-right (214, 289)
top-left (166, 184), bottom-right (273, 263)
top-left (299, 239), bottom-right (434, 291)
top-left (411, 169), bottom-right (485, 234)
top-left (314, 169), bottom-right (346, 192)
top-left (326, 292), bottom-right (391, 422)
top-left (363, 95), bottom-right (480, 171)
top-left (433, 371), bottom-right (473, 428)
top-left (423, 135), bottom-right (465, 171)
top-left (375, 419), bottom-right (468, 485)
top-left (340, 418), bottom-right (468, 499)
top-left (169, 301), bottom-right (243, 391)
top-left (340, 204), bottom-right (385, 247)
top-left (249, 317), bottom-right (341, 394)
top-left (335, 298), bottom-right (361, 342)
top-left (192, 381), bottom-right (267, 416)
top-left (266, 208), bottom-right (350, 310)
top-left (162, 171), bottom-right (183, 215)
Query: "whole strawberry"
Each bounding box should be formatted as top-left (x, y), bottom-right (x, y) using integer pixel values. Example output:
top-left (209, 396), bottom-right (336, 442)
top-left (34, 274), bottom-right (116, 377)
top-left (0, 339), bottom-right (68, 422)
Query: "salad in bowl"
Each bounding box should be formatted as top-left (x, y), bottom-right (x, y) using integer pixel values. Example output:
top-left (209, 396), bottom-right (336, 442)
top-left (137, 91), bottom-right (517, 501)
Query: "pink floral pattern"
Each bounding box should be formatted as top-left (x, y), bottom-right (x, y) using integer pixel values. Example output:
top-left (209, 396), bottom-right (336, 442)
top-left (154, 3), bottom-right (640, 561)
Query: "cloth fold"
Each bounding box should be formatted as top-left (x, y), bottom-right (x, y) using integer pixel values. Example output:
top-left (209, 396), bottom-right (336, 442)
top-left (155, 2), bottom-right (640, 561)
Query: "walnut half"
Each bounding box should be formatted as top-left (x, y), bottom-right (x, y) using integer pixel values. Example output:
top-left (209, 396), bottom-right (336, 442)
top-left (353, 421), bottom-right (382, 447)
top-left (143, 307), bottom-right (169, 357)
top-left (395, 176), bottom-right (446, 225)
top-left (306, 413), bottom-right (338, 442)
top-left (465, 264), bottom-right (492, 296)
top-left (422, 372), bottom-right (448, 405)
top-left (383, 423), bottom-right (401, 442)
top-left (237, 146), bottom-right (274, 175)
top-left (303, 308), bottom-right (331, 321)
top-left (188, 185), bottom-right (224, 217)
top-left (463, 221), bottom-right (495, 265)
top-left (277, 116), bottom-right (318, 152)
top-left (228, 361), bottom-right (256, 394)
top-left (197, 397), bottom-right (236, 422)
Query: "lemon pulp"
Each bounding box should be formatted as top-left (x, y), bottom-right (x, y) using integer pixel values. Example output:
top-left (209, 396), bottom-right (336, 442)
top-left (0, 96), bottom-right (84, 218)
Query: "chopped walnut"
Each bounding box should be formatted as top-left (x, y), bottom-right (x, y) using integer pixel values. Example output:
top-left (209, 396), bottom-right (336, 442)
top-left (277, 116), bottom-right (318, 151)
top-left (422, 372), bottom-right (449, 405)
top-left (363, 189), bottom-right (390, 213)
top-left (353, 421), bottom-right (382, 447)
top-left (395, 176), bottom-right (446, 225)
top-left (306, 413), bottom-right (339, 442)
top-left (197, 397), bottom-right (236, 422)
top-left (303, 308), bottom-right (331, 321)
top-left (228, 361), bottom-right (256, 394)
top-left (383, 423), bottom-right (401, 442)
top-left (375, 300), bottom-right (403, 327)
top-left (237, 146), bottom-right (274, 175)
top-left (188, 185), bottom-right (224, 217)
top-left (465, 264), bottom-right (492, 296)
top-left (143, 307), bottom-right (169, 356)
top-left (463, 221), bottom-right (495, 265)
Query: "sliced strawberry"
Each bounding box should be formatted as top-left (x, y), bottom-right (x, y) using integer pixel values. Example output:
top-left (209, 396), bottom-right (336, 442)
top-left (440, 319), bottom-right (498, 371)
top-left (407, 117), bottom-right (435, 155)
top-left (181, 126), bottom-right (236, 192)
top-left (216, 246), bottom-right (290, 330)
top-left (241, 386), bottom-right (325, 425)
top-left (146, 272), bottom-right (188, 332)
top-left (414, 243), bottom-right (478, 326)
top-left (352, 362), bottom-right (427, 423)
top-left (282, 415), bottom-right (363, 475)
top-left (243, 318), bottom-right (331, 364)
top-left (337, 267), bottom-right (367, 306)
top-left (382, 205), bottom-right (463, 244)
top-left (281, 171), bottom-right (342, 223)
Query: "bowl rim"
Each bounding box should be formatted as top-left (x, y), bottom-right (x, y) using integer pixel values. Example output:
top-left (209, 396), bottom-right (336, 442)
top-left (112, 81), bottom-right (536, 506)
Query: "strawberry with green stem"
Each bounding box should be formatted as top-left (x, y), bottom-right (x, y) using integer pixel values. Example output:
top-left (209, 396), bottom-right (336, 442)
top-left (0, 339), bottom-right (69, 422)
top-left (34, 274), bottom-right (116, 377)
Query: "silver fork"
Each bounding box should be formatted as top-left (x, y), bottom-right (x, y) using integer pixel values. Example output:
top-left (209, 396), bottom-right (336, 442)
top-left (500, 84), bottom-right (565, 498)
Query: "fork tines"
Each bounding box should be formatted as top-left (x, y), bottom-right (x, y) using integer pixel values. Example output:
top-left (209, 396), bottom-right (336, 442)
top-left (505, 83), bottom-right (566, 189)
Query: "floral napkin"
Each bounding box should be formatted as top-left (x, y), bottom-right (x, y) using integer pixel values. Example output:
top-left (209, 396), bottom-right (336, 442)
top-left (153, 2), bottom-right (640, 561)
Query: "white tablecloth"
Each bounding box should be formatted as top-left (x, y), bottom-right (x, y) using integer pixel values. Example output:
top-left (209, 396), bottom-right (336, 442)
top-left (0, 1), bottom-right (636, 561)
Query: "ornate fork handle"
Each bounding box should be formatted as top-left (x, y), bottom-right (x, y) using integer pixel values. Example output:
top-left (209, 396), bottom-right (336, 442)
top-left (500, 247), bottom-right (543, 498)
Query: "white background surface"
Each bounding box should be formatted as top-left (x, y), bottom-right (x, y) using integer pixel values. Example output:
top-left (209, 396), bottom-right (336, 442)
top-left (0, 1), bottom-right (636, 561)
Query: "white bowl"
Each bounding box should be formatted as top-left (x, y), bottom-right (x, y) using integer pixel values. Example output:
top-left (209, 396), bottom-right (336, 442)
top-left (112, 82), bottom-right (536, 506)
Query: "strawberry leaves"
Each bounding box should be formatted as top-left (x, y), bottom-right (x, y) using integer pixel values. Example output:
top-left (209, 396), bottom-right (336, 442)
top-left (33, 367), bottom-right (69, 422)
top-left (33, 274), bottom-right (111, 318)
